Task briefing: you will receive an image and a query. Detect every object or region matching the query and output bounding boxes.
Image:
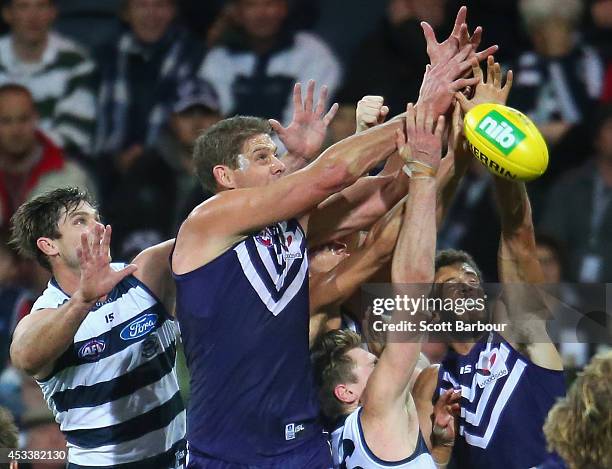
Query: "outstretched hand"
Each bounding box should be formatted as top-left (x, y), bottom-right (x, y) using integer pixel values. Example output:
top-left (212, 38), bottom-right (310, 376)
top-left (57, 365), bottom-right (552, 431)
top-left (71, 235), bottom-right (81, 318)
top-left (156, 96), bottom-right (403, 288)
top-left (421, 5), bottom-right (497, 67)
top-left (417, 44), bottom-right (480, 118)
top-left (269, 80), bottom-right (339, 162)
top-left (77, 223), bottom-right (137, 304)
top-left (396, 103), bottom-right (445, 175)
top-left (456, 56), bottom-right (514, 112)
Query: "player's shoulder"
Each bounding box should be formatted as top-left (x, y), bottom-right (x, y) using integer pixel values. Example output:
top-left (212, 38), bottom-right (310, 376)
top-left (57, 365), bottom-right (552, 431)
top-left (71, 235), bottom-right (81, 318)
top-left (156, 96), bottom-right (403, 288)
top-left (31, 281), bottom-right (69, 312)
top-left (412, 364), bottom-right (440, 401)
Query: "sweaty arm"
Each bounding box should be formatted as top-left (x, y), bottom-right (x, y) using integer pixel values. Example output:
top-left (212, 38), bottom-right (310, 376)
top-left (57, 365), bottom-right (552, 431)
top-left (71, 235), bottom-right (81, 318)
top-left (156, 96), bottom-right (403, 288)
top-left (494, 178), bottom-right (563, 370)
top-left (360, 105), bottom-right (443, 461)
top-left (10, 224), bottom-right (136, 380)
top-left (308, 198), bottom-right (406, 347)
top-left (173, 118), bottom-right (402, 273)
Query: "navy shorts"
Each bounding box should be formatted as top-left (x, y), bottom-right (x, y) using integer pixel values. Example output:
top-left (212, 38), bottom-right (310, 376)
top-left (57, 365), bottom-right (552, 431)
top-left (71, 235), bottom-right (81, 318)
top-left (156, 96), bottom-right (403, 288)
top-left (186, 434), bottom-right (332, 469)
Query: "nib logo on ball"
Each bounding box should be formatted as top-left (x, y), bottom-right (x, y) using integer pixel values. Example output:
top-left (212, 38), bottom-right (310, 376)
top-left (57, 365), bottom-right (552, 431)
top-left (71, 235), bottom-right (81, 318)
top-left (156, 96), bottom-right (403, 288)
top-left (476, 110), bottom-right (526, 155)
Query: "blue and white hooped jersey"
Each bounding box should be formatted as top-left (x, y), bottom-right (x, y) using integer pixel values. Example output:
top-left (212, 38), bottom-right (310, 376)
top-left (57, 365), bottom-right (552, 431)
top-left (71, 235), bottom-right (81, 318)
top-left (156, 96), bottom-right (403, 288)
top-left (331, 407), bottom-right (436, 469)
top-left (437, 333), bottom-right (565, 469)
top-left (175, 219), bottom-right (324, 465)
top-left (32, 264), bottom-right (186, 469)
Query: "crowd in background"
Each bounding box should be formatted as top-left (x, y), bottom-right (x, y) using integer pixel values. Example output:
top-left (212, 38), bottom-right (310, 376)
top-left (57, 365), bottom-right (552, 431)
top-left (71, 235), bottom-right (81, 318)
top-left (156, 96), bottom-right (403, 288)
top-left (0, 0), bottom-right (611, 465)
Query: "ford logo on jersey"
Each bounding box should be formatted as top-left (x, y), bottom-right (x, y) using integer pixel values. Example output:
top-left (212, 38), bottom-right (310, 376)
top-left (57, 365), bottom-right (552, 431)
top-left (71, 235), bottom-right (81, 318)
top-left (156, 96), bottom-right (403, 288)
top-left (120, 314), bottom-right (158, 340)
top-left (78, 339), bottom-right (106, 361)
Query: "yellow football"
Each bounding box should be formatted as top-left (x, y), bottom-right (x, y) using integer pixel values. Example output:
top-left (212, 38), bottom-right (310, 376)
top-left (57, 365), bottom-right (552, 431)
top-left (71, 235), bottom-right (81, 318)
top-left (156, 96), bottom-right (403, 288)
top-left (463, 103), bottom-right (548, 182)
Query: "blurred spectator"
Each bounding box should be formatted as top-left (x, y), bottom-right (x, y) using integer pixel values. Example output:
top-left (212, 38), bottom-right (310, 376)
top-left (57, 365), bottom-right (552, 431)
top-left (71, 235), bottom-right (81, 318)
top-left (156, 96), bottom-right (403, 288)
top-left (0, 405), bottom-right (18, 469)
top-left (542, 350), bottom-right (611, 469)
top-left (509, 0), bottom-right (603, 179)
top-left (0, 0), bottom-right (97, 157)
top-left (337, 0), bottom-right (444, 117)
top-left (438, 162), bottom-right (500, 281)
top-left (95, 0), bottom-right (205, 161)
top-left (536, 232), bottom-right (567, 283)
top-left (540, 105), bottom-right (612, 282)
top-left (0, 84), bottom-right (96, 230)
top-left (0, 234), bottom-right (33, 377)
top-left (199, 0), bottom-right (341, 125)
top-left (586, 0), bottom-right (612, 101)
top-left (106, 79), bottom-right (220, 259)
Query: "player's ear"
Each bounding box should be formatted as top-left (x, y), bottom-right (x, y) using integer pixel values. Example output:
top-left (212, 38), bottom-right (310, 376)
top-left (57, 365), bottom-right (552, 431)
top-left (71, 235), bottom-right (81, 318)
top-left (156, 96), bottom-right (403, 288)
top-left (212, 165), bottom-right (236, 190)
top-left (333, 383), bottom-right (354, 405)
top-left (37, 237), bottom-right (59, 258)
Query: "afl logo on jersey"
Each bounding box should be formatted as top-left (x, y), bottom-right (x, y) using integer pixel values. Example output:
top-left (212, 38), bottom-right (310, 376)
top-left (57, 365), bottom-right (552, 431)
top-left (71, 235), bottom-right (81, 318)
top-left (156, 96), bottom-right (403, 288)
top-left (120, 314), bottom-right (158, 340)
top-left (78, 339), bottom-right (106, 361)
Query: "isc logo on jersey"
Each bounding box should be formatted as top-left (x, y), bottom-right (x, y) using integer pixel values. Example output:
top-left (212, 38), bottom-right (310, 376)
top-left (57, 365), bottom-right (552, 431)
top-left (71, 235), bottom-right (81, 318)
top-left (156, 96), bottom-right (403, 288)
top-left (464, 103), bottom-right (548, 182)
top-left (120, 314), bottom-right (158, 340)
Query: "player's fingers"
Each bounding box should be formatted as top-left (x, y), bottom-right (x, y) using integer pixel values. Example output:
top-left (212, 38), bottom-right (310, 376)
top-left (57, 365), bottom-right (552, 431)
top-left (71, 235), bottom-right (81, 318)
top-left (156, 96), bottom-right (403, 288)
top-left (314, 85), bottom-right (328, 118)
top-left (101, 224), bottom-right (112, 258)
top-left (361, 95), bottom-right (384, 106)
top-left (493, 62), bottom-right (502, 88)
top-left (416, 104), bottom-right (426, 133)
top-left (474, 44), bottom-right (498, 63)
top-left (378, 105), bottom-right (390, 123)
top-left (405, 103), bottom-right (416, 135)
top-left (451, 76), bottom-right (480, 92)
top-left (91, 223), bottom-right (104, 257)
top-left (304, 79), bottom-right (315, 112)
top-left (425, 109), bottom-right (434, 133)
top-left (459, 23), bottom-right (469, 44)
top-left (471, 58), bottom-right (482, 81)
top-left (470, 26), bottom-right (483, 49)
top-left (268, 119), bottom-right (285, 136)
top-left (434, 115), bottom-right (445, 138)
top-left (80, 232), bottom-right (91, 263)
top-left (116, 263), bottom-right (138, 281)
top-left (454, 44), bottom-right (473, 64)
top-left (292, 82), bottom-right (303, 111)
top-left (503, 69), bottom-right (514, 93)
top-left (451, 6), bottom-right (467, 37)
top-left (420, 21), bottom-right (438, 47)
top-left (486, 56), bottom-right (494, 83)
top-left (323, 103), bottom-right (339, 126)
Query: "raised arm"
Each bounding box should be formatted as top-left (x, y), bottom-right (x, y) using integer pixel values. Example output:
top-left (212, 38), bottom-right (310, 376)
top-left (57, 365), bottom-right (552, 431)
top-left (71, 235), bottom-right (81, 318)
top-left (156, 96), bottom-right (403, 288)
top-left (173, 113), bottom-right (403, 272)
top-left (359, 104), bottom-right (443, 460)
top-left (308, 198), bottom-right (406, 347)
top-left (10, 225), bottom-right (136, 379)
top-left (493, 177), bottom-right (563, 370)
top-left (132, 239), bottom-right (176, 314)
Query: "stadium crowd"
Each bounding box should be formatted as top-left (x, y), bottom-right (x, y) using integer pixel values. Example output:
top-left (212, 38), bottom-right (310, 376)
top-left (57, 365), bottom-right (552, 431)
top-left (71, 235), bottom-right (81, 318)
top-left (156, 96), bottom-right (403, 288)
top-left (0, 0), bottom-right (611, 468)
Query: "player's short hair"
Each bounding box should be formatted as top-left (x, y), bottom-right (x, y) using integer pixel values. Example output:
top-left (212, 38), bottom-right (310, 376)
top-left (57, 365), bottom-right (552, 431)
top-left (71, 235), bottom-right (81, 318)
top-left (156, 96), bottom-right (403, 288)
top-left (543, 350), bottom-right (612, 469)
top-left (0, 406), bottom-right (18, 467)
top-left (192, 115), bottom-right (272, 193)
top-left (9, 187), bottom-right (95, 270)
top-left (311, 329), bottom-right (362, 422)
top-left (0, 82), bottom-right (33, 101)
top-left (435, 249), bottom-right (483, 282)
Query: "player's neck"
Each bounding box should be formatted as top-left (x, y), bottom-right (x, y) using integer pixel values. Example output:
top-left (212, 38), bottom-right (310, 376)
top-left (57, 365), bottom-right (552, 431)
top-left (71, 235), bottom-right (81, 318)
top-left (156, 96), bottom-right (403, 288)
top-left (450, 341), bottom-right (476, 355)
top-left (11, 33), bottom-right (48, 63)
top-left (51, 263), bottom-right (81, 297)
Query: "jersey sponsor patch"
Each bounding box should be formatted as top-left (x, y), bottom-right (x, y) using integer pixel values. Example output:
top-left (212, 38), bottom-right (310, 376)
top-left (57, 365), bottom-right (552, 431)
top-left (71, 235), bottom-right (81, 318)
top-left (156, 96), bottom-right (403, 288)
top-left (120, 313), bottom-right (158, 341)
top-left (475, 347), bottom-right (508, 388)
